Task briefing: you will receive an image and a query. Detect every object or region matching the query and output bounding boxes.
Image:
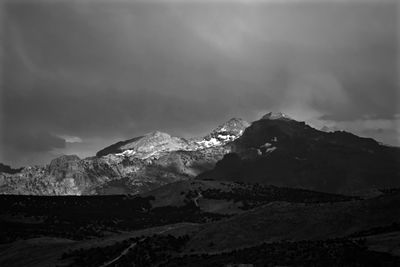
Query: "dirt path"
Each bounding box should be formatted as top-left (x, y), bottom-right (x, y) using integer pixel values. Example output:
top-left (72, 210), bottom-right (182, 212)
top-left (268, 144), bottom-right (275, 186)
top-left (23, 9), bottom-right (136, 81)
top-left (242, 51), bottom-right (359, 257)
top-left (99, 225), bottom-right (182, 267)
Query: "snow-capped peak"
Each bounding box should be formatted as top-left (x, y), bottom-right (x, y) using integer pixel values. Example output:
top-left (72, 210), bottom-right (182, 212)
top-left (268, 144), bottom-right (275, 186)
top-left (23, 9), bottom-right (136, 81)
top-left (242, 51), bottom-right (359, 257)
top-left (97, 118), bottom-right (250, 158)
top-left (212, 118), bottom-right (250, 135)
top-left (194, 118), bottom-right (250, 148)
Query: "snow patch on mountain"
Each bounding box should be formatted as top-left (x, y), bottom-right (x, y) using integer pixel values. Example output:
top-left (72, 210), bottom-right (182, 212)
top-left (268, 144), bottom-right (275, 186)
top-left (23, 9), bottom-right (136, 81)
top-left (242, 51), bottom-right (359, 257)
top-left (107, 118), bottom-right (250, 160)
top-left (195, 137), bottom-right (221, 148)
top-left (115, 150), bottom-right (136, 157)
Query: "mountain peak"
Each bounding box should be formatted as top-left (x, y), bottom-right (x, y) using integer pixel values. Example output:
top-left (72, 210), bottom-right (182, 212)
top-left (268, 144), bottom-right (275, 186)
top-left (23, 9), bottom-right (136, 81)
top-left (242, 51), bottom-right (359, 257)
top-left (212, 117), bottom-right (250, 135)
top-left (139, 131), bottom-right (173, 142)
top-left (193, 118), bottom-right (250, 149)
top-left (117, 130), bottom-right (185, 156)
top-left (261, 112), bottom-right (293, 121)
top-left (145, 130), bottom-right (170, 137)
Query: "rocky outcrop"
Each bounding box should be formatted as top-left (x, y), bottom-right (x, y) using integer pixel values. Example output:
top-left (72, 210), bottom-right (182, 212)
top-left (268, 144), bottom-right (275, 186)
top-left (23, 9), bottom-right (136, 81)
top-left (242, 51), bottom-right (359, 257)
top-left (48, 155), bottom-right (82, 181)
top-left (193, 118), bottom-right (250, 149)
top-left (96, 118), bottom-right (249, 160)
top-left (0, 118), bottom-right (249, 195)
top-left (96, 131), bottom-right (190, 159)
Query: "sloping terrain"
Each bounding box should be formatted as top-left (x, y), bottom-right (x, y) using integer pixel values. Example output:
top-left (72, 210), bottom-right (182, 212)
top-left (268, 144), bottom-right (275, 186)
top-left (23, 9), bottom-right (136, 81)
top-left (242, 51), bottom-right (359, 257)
top-left (2, 113), bottom-right (399, 195)
top-left (0, 237), bottom-right (75, 267)
top-left (0, 180), bottom-right (354, 244)
top-left (96, 118), bottom-right (249, 158)
top-left (185, 192), bottom-right (400, 252)
top-left (0, 223), bottom-right (200, 267)
top-left (96, 131), bottom-right (190, 158)
top-left (2, 192), bottom-right (396, 267)
top-left (0, 118), bottom-right (248, 195)
top-left (142, 179), bottom-right (356, 214)
top-left (164, 238), bottom-right (400, 267)
top-left (199, 113), bottom-right (400, 193)
top-left (1, 181), bottom-right (399, 266)
top-left (0, 194), bottom-right (226, 244)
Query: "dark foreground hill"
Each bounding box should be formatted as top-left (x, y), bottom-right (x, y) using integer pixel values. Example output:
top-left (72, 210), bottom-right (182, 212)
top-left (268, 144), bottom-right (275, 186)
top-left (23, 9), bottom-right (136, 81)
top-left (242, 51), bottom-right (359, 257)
top-left (0, 180), bottom-right (355, 244)
top-left (1, 180), bottom-right (400, 266)
top-left (185, 190), bottom-right (400, 253)
top-left (199, 113), bottom-right (400, 194)
top-left (56, 190), bottom-right (400, 267)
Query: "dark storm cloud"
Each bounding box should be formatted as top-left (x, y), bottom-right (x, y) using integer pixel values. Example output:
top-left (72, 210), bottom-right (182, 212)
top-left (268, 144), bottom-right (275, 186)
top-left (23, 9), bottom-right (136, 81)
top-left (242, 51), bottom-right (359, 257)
top-left (4, 130), bottom-right (65, 152)
top-left (1, 0), bottom-right (398, 166)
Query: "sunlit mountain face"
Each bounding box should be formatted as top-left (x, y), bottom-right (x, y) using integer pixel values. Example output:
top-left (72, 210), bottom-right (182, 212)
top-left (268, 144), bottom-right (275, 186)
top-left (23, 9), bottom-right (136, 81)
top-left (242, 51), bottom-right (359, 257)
top-left (0, 117), bottom-right (249, 195)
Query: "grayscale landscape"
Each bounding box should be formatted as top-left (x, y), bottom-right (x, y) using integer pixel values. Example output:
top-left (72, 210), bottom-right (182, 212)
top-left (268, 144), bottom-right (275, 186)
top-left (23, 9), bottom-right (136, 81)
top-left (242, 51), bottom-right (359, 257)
top-left (0, 0), bottom-right (399, 266)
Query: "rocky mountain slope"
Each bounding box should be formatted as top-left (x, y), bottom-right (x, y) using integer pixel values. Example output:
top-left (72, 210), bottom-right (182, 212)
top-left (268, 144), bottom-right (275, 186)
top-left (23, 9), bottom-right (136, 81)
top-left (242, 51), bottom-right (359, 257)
top-left (0, 118), bottom-right (249, 195)
top-left (1, 112), bottom-right (399, 195)
top-left (199, 113), bottom-right (400, 194)
top-left (96, 131), bottom-right (189, 158)
top-left (96, 118), bottom-right (249, 158)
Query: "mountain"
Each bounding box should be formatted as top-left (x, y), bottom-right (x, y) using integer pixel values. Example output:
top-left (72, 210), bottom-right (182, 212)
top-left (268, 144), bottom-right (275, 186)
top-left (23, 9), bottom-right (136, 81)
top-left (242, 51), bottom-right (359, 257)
top-left (261, 111), bottom-right (293, 120)
top-left (96, 118), bottom-right (249, 158)
top-left (192, 118), bottom-right (250, 148)
top-left (1, 112), bottom-right (399, 266)
top-left (0, 118), bottom-right (249, 195)
top-left (199, 112), bottom-right (400, 194)
top-left (1, 112), bottom-right (399, 195)
top-left (96, 131), bottom-right (189, 158)
top-left (0, 155), bottom-right (129, 195)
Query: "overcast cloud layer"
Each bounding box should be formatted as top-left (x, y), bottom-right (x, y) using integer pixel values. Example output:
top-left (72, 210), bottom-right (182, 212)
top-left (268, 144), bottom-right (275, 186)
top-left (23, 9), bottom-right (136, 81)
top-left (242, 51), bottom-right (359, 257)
top-left (0, 0), bottom-right (399, 167)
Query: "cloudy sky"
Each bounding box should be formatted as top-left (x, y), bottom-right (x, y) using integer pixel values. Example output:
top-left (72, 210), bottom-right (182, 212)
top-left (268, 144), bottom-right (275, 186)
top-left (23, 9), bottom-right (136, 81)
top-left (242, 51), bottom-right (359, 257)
top-left (0, 0), bottom-right (399, 167)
